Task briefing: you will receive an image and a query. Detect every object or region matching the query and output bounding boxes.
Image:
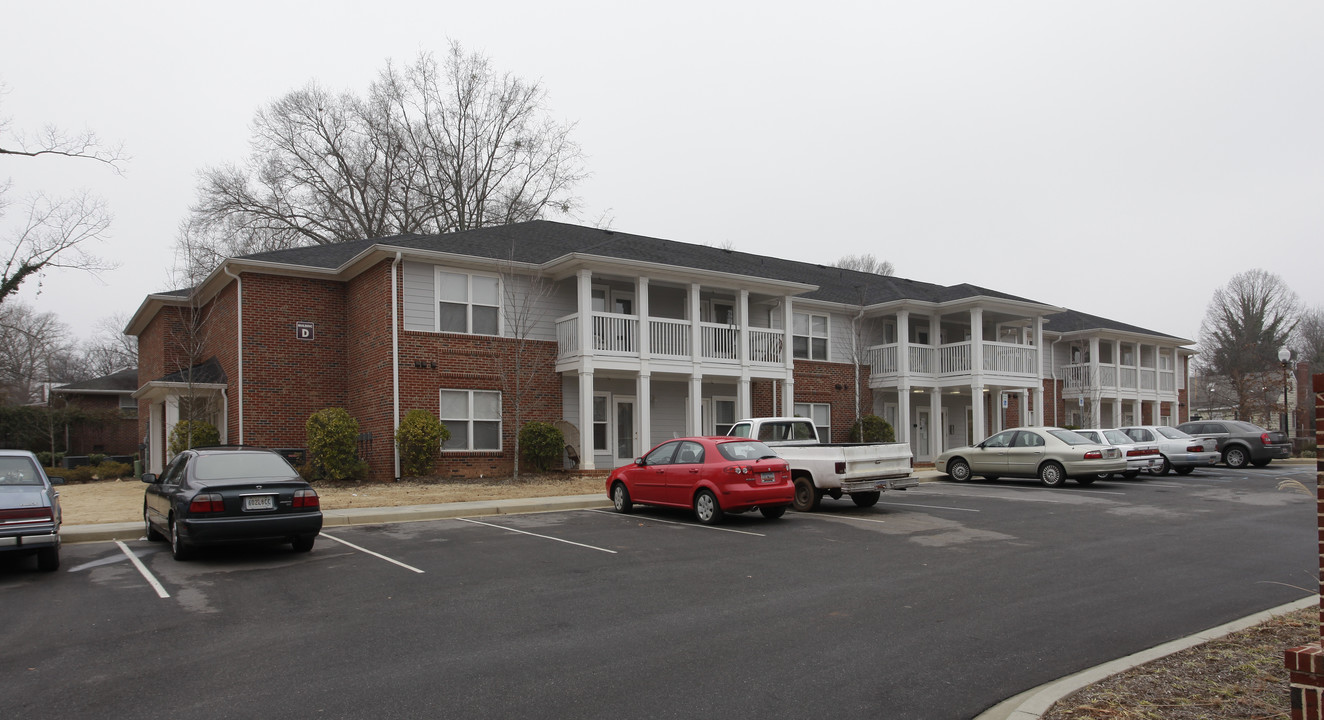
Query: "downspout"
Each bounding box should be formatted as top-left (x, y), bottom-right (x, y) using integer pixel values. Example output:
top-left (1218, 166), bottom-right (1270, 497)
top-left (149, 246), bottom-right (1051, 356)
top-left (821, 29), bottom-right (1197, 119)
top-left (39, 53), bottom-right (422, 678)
top-left (222, 266), bottom-right (243, 444)
top-left (392, 252), bottom-right (402, 481)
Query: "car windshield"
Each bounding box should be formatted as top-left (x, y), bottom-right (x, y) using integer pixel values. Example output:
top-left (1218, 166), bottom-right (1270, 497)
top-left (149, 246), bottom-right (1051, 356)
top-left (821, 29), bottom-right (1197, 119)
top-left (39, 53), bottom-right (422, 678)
top-left (1155, 427), bottom-right (1192, 440)
top-left (0, 456), bottom-right (43, 485)
top-left (717, 441), bottom-right (778, 461)
top-left (193, 453), bottom-right (297, 481)
top-left (1048, 429), bottom-right (1094, 445)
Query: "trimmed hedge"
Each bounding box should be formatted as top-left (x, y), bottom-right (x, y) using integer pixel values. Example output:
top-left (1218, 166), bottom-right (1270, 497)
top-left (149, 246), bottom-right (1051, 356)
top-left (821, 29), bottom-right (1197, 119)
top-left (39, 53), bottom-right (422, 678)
top-left (305, 408), bottom-right (367, 482)
top-left (396, 409), bottom-right (448, 478)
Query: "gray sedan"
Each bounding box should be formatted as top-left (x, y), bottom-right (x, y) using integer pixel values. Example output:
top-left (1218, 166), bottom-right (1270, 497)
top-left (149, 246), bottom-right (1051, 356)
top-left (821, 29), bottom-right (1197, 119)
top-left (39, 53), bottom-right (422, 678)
top-left (0, 450), bottom-right (64, 571)
top-left (935, 427), bottom-right (1127, 487)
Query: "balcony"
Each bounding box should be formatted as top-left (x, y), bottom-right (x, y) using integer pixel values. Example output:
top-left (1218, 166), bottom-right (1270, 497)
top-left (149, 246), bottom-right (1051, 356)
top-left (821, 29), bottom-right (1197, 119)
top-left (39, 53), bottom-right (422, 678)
top-left (556, 312), bottom-right (785, 365)
top-left (1062, 363), bottom-right (1177, 396)
top-left (865, 341), bottom-right (1038, 382)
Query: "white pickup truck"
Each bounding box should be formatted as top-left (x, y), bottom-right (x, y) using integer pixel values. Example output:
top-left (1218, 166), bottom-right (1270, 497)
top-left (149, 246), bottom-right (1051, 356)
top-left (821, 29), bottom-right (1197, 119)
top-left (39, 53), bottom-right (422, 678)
top-left (727, 417), bottom-right (916, 511)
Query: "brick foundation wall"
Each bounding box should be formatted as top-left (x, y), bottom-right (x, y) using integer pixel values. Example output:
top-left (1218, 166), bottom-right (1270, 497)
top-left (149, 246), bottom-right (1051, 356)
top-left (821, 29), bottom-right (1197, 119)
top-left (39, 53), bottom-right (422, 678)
top-left (1284, 373), bottom-right (1324, 719)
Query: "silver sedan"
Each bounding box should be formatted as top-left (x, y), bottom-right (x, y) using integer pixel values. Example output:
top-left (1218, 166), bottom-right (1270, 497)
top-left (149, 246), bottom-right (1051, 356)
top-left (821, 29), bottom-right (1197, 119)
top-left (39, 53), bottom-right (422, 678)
top-left (935, 427), bottom-right (1127, 487)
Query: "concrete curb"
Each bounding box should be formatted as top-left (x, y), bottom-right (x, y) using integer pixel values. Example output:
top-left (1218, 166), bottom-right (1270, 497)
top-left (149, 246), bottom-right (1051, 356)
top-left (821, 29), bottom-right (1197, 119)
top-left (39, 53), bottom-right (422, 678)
top-left (974, 594), bottom-right (1321, 720)
top-left (59, 494), bottom-right (615, 545)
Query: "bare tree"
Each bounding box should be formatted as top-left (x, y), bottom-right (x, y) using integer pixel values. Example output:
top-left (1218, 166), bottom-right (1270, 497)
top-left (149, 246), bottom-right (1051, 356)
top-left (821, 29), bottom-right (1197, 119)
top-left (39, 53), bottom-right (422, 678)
top-left (82, 312), bottom-right (138, 376)
top-left (0, 302), bottom-right (73, 404)
top-left (1296, 306), bottom-right (1324, 374)
top-left (493, 261), bottom-right (557, 480)
top-left (179, 43), bottom-right (586, 279)
top-left (1, 89), bottom-right (122, 303)
top-left (1197, 269), bottom-right (1300, 420)
top-left (833, 253), bottom-right (895, 276)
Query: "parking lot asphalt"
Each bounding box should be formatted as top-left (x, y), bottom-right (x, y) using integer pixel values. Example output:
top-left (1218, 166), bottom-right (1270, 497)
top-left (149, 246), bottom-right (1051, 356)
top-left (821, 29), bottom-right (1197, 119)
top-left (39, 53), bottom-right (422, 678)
top-left (14, 460), bottom-right (1320, 719)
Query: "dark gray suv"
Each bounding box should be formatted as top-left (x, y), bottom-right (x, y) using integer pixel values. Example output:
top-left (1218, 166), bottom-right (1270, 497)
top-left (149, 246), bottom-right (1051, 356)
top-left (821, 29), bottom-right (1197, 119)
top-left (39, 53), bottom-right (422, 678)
top-left (1175, 420), bottom-right (1292, 468)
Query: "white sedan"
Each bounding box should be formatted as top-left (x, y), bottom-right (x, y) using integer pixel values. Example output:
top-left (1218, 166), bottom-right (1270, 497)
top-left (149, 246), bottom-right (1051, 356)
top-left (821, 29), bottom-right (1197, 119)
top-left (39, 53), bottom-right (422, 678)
top-left (1074, 428), bottom-right (1162, 479)
top-left (935, 427), bottom-right (1127, 487)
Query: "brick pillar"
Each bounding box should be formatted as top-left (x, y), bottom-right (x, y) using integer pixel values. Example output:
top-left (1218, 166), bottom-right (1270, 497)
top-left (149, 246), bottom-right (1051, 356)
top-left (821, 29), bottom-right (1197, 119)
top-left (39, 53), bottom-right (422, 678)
top-left (1284, 373), bottom-right (1324, 718)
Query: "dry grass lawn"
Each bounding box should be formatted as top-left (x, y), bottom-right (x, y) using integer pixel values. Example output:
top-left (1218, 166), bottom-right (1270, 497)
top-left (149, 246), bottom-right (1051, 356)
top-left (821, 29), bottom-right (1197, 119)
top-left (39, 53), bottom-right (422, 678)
top-left (57, 474), bottom-right (607, 525)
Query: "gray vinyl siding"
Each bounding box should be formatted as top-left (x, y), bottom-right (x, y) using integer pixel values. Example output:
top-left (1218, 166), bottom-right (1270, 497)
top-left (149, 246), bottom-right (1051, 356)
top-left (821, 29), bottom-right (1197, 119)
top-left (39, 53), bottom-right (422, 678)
top-left (402, 261), bottom-right (434, 332)
top-left (649, 381), bottom-right (687, 445)
top-left (401, 261), bottom-right (575, 341)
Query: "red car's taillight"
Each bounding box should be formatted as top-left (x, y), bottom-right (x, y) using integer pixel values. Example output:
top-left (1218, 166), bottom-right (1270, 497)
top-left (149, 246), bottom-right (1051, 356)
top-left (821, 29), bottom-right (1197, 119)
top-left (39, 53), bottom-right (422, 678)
top-left (723, 466), bottom-right (752, 475)
top-left (293, 489), bottom-right (319, 508)
top-left (1083, 450), bottom-right (1103, 460)
top-left (188, 493), bottom-right (225, 514)
top-left (0, 506), bottom-right (53, 523)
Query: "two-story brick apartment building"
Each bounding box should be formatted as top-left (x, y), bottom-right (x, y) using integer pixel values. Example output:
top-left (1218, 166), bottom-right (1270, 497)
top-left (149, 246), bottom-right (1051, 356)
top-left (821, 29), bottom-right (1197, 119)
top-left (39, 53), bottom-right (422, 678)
top-left (128, 221), bottom-right (1195, 479)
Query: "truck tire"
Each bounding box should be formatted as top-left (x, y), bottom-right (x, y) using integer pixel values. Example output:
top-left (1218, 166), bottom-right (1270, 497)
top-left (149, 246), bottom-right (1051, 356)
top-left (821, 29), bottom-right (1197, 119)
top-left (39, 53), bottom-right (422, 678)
top-left (851, 491), bottom-right (881, 508)
top-left (760, 505), bottom-right (787, 519)
top-left (792, 476), bottom-right (821, 512)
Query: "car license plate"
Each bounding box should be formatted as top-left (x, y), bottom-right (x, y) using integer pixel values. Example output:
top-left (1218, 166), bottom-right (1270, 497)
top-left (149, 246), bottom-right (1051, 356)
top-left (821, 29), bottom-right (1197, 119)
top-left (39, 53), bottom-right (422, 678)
top-left (760, 472), bottom-right (775, 483)
top-left (243, 495), bottom-right (275, 511)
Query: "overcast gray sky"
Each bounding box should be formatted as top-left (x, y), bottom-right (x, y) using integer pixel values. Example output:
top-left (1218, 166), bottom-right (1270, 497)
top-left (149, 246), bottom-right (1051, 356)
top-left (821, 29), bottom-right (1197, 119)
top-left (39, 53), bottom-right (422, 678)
top-left (3, 1), bottom-right (1321, 347)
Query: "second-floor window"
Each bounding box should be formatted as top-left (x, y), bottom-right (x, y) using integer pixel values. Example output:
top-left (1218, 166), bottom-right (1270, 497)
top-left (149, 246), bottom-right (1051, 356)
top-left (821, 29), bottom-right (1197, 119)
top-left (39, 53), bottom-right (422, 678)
top-left (437, 270), bottom-right (500, 335)
top-left (793, 312), bottom-right (828, 361)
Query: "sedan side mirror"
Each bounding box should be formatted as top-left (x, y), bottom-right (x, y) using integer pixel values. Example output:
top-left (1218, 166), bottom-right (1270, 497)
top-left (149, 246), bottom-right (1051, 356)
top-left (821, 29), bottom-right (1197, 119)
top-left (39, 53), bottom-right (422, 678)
top-left (141, 473), bottom-right (158, 484)
top-left (48, 476), bottom-right (65, 485)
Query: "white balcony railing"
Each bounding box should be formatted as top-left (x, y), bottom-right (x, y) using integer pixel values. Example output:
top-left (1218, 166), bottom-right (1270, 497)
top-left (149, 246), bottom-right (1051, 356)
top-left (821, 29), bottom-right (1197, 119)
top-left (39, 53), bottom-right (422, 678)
top-left (555, 313), bottom-right (784, 365)
top-left (983, 341), bottom-right (1036, 375)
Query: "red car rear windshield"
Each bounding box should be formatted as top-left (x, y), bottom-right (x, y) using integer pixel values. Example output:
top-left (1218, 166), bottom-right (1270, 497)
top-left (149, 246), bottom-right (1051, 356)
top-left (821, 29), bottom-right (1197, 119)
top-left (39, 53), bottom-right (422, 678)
top-left (194, 453), bottom-right (298, 481)
top-left (716, 441), bottom-right (777, 462)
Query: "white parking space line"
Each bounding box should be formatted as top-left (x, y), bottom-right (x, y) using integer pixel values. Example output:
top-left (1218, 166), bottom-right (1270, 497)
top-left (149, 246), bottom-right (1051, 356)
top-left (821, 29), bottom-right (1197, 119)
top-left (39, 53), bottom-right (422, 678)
top-left (319, 532), bottom-right (426, 573)
top-left (797, 513), bottom-right (889, 525)
top-left (456, 517), bottom-right (619, 553)
top-left (114, 541), bottom-right (170, 599)
top-left (585, 509), bottom-right (766, 536)
top-left (1140, 481), bottom-right (1186, 488)
top-left (922, 484), bottom-right (1128, 496)
top-left (878, 501), bottom-right (980, 513)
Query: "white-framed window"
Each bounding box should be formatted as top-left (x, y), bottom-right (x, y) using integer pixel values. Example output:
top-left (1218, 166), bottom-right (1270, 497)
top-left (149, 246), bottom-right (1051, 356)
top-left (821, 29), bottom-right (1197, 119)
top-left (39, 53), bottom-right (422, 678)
top-left (436, 269), bottom-right (500, 335)
top-left (792, 312), bottom-right (828, 361)
top-left (713, 397), bottom-right (737, 436)
top-left (439, 389), bottom-right (502, 451)
top-left (592, 393), bottom-right (609, 452)
top-left (793, 402), bottom-right (831, 441)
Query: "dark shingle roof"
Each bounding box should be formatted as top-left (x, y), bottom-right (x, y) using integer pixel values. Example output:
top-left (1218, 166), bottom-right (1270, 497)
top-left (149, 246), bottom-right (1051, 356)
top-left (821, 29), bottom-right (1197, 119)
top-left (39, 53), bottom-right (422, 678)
top-left (1044, 308), bottom-right (1183, 341)
top-left (236, 220), bottom-right (1045, 307)
top-left (53, 368), bottom-right (138, 394)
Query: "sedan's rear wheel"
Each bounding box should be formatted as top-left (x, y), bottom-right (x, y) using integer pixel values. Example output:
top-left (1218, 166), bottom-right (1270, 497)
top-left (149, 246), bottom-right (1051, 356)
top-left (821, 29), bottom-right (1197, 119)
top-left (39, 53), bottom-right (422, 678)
top-left (1152, 456), bottom-right (1171, 476)
top-left (760, 505), bottom-right (787, 520)
top-left (1173, 465), bottom-right (1195, 475)
top-left (851, 491), bottom-right (881, 508)
top-left (1075, 475), bottom-right (1096, 486)
top-left (694, 489), bottom-right (724, 525)
top-left (611, 482), bottom-right (633, 513)
top-left (1094, 472), bottom-right (1112, 481)
top-left (36, 546), bottom-right (59, 572)
top-left (1250, 458), bottom-right (1271, 468)
top-left (292, 534), bottom-right (316, 552)
top-left (947, 459), bottom-right (971, 483)
top-left (1224, 446), bottom-right (1249, 469)
top-left (1121, 470), bottom-right (1140, 479)
top-left (1039, 461), bottom-right (1066, 488)
top-left (792, 476), bottom-right (821, 512)
top-left (169, 518), bottom-right (193, 561)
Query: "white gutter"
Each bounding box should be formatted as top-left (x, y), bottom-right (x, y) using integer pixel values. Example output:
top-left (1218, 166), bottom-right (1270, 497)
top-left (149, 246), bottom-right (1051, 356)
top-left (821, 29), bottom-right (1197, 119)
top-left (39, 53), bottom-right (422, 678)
top-left (222, 266), bottom-right (244, 444)
top-left (391, 252), bottom-right (402, 481)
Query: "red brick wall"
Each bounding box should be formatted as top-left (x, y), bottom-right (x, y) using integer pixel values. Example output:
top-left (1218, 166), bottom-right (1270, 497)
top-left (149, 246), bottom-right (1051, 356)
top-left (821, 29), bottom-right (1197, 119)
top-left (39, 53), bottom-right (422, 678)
top-left (750, 361), bottom-right (875, 442)
top-left (238, 273), bottom-right (349, 451)
top-left (1283, 374), bottom-right (1324, 718)
top-left (61, 394), bottom-right (138, 456)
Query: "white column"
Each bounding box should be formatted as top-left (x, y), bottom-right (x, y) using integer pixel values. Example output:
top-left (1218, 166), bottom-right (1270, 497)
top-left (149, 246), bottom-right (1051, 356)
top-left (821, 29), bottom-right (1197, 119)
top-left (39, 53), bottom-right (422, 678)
top-left (782, 297), bottom-right (795, 415)
top-left (897, 310), bottom-right (910, 376)
top-left (689, 283), bottom-right (702, 363)
top-left (782, 375), bottom-right (795, 417)
top-left (637, 277), bottom-right (650, 360)
top-left (577, 270), bottom-right (593, 359)
top-left (972, 384), bottom-right (986, 441)
top-left (164, 396), bottom-right (180, 462)
top-left (897, 384), bottom-right (911, 444)
top-left (149, 401), bottom-right (164, 473)
top-left (689, 374), bottom-right (703, 435)
top-left (1018, 390), bottom-right (1029, 427)
top-left (1033, 317), bottom-right (1045, 426)
top-left (930, 387), bottom-right (943, 456)
top-left (738, 376), bottom-right (752, 420)
top-left (738, 289), bottom-right (749, 366)
top-left (637, 373), bottom-right (651, 450)
top-left (578, 370), bottom-right (595, 470)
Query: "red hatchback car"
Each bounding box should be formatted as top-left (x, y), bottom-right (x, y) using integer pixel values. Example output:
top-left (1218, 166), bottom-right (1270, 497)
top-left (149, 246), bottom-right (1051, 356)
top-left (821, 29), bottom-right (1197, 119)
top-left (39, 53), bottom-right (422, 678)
top-left (606, 437), bottom-right (794, 525)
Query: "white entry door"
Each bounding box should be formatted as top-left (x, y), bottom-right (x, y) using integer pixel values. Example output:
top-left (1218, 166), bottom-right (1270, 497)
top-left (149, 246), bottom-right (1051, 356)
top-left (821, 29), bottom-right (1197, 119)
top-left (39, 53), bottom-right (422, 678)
top-left (912, 409), bottom-right (930, 459)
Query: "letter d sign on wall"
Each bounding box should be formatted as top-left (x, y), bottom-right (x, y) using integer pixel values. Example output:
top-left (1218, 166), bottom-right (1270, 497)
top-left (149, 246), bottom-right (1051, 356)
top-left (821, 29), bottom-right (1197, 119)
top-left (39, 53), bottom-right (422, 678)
top-left (296, 321), bottom-right (314, 341)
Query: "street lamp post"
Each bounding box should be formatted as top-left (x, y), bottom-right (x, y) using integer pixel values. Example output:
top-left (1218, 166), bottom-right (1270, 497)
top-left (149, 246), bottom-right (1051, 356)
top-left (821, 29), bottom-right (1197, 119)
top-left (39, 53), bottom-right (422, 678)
top-left (1277, 347), bottom-right (1292, 436)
